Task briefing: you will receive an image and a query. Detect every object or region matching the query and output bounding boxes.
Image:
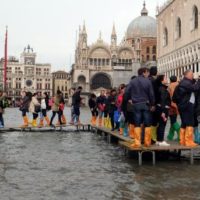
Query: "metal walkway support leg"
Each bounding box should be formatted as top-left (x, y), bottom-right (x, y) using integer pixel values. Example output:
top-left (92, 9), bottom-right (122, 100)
top-left (152, 151), bottom-right (156, 166)
top-left (190, 149), bottom-right (194, 165)
top-left (138, 152), bottom-right (142, 166)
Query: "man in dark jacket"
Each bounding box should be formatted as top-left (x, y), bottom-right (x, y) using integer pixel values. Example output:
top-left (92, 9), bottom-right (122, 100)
top-left (126, 67), bottom-right (155, 147)
top-left (175, 70), bottom-right (200, 147)
top-left (72, 86), bottom-right (82, 124)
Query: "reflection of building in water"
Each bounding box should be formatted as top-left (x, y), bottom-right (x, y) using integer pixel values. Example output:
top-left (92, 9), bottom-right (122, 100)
top-left (157, 0), bottom-right (200, 78)
top-left (69, 2), bottom-right (157, 97)
top-left (0, 45), bottom-right (52, 100)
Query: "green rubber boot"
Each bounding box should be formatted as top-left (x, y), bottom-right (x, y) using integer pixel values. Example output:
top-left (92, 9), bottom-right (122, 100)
top-left (167, 126), bottom-right (175, 141)
top-left (151, 126), bottom-right (157, 142)
top-left (173, 122), bottom-right (180, 141)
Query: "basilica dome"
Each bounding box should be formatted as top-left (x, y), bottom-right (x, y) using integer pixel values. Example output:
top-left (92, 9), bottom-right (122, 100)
top-left (127, 2), bottom-right (157, 38)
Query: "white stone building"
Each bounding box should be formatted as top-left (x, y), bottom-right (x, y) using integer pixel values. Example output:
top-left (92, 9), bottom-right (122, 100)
top-left (0, 45), bottom-right (52, 100)
top-left (157, 0), bottom-right (200, 78)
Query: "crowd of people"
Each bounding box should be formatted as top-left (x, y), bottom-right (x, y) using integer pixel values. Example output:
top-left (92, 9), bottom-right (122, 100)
top-left (0, 66), bottom-right (200, 148)
top-left (0, 86), bottom-right (83, 129)
top-left (88, 67), bottom-right (200, 148)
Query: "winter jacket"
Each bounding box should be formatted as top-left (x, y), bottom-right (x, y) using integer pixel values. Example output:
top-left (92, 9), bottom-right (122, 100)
top-left (126, 75), bottom-right (155, 106)
top-left (72, 91), bottom-right (81, 107)
top-left (177, 78), bottom-right (200, 109)
top-left (20, 96), bottom-right (30, 111)
top-left (52, 95), bottom-right (61, 112)
top-left (107, 95), bottom-right (117, 113)
top-left (157, 84), bottom-right (171, 112)
top-left (29, 96), bottom-right (40, 113)
top-left (41, 99), bottom-right (46, 110)
top-left (168, 82), bottom-right (179, 115)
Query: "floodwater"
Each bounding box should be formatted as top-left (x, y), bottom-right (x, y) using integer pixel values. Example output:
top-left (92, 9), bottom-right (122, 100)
top-left (0, 108), bottom-right (200, 200)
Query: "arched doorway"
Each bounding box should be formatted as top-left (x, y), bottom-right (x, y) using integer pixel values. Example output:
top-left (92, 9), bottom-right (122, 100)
top-left (77, 75), bottom-right (86, 91)
top-left (90, 73), bottom-right (112, 90)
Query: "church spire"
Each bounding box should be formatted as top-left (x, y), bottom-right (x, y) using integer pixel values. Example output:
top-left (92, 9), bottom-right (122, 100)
top-left (141, 1), bottom-right (148, 16)
top-left (111, 23), bottom-right (117, 47)
top-left (82, 20), bottom-right (87, 34)
top-left (112, 23), bottom-right (116, 36)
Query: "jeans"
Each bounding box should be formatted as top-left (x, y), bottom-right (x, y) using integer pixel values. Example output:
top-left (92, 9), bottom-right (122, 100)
top-left (133, 103), bottom-right (151, 127)
top-left (179, 103), bottom-right (194, 128)
top-left (50, 111), bottom-right (62, 125)
top-left (156, 106), bottom-right (169, 142)
top-left (0, 113), bottom-right (4, 126)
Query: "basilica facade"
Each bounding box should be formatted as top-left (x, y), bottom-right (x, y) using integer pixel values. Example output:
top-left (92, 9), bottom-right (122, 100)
top-left (70, 2), bottom-right (157, 95)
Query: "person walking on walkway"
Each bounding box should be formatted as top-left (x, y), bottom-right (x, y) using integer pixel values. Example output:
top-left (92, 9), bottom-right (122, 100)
top-left (126, 67), bottom-right (155, 148)
top-left (167, 76), bottom-right (180, 141)
top-left (173, 70), bottom-right (200, 147)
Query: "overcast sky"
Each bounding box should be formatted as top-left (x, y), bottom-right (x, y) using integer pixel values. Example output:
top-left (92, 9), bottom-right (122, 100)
top-left (0, 0), bottom-right (166, 72)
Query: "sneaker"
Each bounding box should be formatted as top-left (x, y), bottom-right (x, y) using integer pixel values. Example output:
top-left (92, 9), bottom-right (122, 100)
top-left (158, 141), bottom-right (170, 147)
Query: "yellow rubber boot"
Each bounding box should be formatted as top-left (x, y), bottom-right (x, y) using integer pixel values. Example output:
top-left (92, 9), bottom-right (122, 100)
top-left (180, 128), bottom-right (186, 145)
top-left (32, 119), bottom-right (37, 127)
top-left (93, 116), bottom-right (97, 126)
top-left (185, 127), bottom-right (198, 147)
top-left (144, 127), bottom-right (152, 147)
top-left (129, 124), bottom-right (135, 139)
top-left (45, 116), bottom-right (50, 126)
top-left (131, 127), bottom-right (141, 148)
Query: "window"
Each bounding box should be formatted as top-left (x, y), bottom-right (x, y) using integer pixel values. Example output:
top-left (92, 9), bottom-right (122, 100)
top-left (193, 6), bottom-right (198, 29)
top-left (146, 55), bottom-right (150, 61)
top-left (176, 17), bottom-right (181, 39)
top-left (152, 46), bottom-right (156, 54)
top-left (153, 55), bottom-right (156, 61)
top-left (146, 47), bottom-right (150, 54)
top-left (163, 27), bottom-right (168, 46)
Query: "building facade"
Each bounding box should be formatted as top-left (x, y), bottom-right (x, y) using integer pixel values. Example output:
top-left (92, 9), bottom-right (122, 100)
top-left (52, 70), bottom-right (70, 99)
top-left (157, 0), bottom-right (200, 78)
top-left (0, 45), bottom-right (52, 100)
top-left (70, 2), bottom-right (157, 96)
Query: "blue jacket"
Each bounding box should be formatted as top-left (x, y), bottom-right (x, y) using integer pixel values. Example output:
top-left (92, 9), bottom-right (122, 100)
top-left (126, 75), bottom-right (155, 106)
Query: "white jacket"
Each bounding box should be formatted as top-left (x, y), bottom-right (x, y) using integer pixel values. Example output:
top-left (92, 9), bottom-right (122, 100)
top-left (41, 99), bottom-right (46, 109)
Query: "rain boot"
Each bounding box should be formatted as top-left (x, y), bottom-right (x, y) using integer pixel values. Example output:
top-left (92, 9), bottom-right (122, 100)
top-left (61, 115), bottom-right (67, 125)
top-left (123, 126), bottom-right (128, 137)
top-left (119, 128), bottom-right (123, 135)
top-left (45, 116), bottom-right (50, 126)
top-left (91, 116), bottom-right (96, 126)
top-left (151, 126), bottom-right (157, 142)
top-left (131, 127), bottom-right (141, 148)
top-left (185, 127), bottom-right (198, 147)
top-left (103, 117), bottom-right (107, 128)
top-left (173, 122), bottom-right (180, 141)
top-left (194, 127), bottom-right (199, 143)
top-left (32, 119), bottom-right (37, 127)
top-left (180, 128), bottom-right (185, 145)
top-left (167, 126), bottom-right (175, 141)
top-left (129, 124), bottom-right (135, 139)
top-left (144, 127), bottom-right (151, 147)
top-left (98, 117), bottom-right (102, 127)
top-left (20, 116), bottom-right (29, 128)
top-left (38, 119), bottom-right (44, 128)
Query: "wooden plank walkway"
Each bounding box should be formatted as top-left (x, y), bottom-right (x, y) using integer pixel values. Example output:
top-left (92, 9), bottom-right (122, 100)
top-left (0, 124), bottom-right (91, 132)
top-left (91, 125), bottom-right (200, 166)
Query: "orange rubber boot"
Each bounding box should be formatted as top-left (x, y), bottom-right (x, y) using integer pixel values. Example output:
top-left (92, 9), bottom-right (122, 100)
top-left (129, 124), bottom-right (135, 139)
top-left (131, 127), bottom-right (141, 148)
top-left (144, 127), bottom-right (151, 147)
top-left (185, 127), bottom-right (198, 147)
top-left (180, 128), bottom-right (185, 145)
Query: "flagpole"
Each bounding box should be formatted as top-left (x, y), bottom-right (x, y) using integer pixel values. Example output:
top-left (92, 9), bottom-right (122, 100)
top-left (4, 26), bottom-right (8, 92)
